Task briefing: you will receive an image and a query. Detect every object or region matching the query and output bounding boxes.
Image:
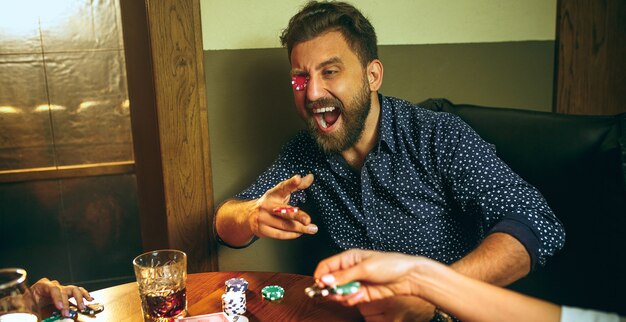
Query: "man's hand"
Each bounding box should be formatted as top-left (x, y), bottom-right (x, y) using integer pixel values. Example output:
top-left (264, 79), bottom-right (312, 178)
top-left (30, 278), bottom-right (93, 317)
top-left (248, 173), bottom-right (318, 239)
top-left (215, 174), bottom-right (318, 246)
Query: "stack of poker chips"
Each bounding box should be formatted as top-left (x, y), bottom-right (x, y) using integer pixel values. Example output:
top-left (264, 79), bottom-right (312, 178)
top-left (261, 285), bottom-right (285, 302)
top-left (225, 277), bottom-right (248, 293)
top-left (222, 277), bottom-right (248, 317)
top-left (221, 291), bottom-right (246, 317)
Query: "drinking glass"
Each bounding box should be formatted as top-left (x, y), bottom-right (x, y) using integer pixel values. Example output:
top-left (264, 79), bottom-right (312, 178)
top-left (133, 250), bottom-right (187, 322)
top-left (0, 268), bottom-right (39, 322)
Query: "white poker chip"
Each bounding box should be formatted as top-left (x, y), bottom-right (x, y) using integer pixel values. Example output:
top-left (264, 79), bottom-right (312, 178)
top-left (225, 278), bottom-right (249, 293)
top-left (228, 315), bottom-right (249, 322)
top-left (222, 290), bottom-right (247, 316)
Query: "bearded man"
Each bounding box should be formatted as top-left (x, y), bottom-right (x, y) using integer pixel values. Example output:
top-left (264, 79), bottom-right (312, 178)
top-left (214, 2), bottom-right (565, 321)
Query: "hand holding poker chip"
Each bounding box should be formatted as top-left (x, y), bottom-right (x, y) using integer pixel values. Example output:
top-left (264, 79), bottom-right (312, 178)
top-left (249, 174), bottom-right (317, 239)
top-left (305, 281), bottom-right (361, 299)
top-left (272, 206), bottom-right (299, 216)
top-left (271, 206), bottom-right (315, 232)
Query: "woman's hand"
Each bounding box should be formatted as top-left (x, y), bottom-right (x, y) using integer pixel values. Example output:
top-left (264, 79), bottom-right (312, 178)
top-left (313, 249), bottom-right (428, 306)
top-left (30, 278), bottom-right (93, 317)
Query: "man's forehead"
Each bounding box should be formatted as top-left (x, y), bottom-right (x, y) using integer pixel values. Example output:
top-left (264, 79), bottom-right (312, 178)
top-left (292, 31), bottom-right (350, 53)
top-left (290, 32), bottom-right (355, 70)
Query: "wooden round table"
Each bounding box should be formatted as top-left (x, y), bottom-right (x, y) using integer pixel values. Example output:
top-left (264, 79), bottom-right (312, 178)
top-left (68, 271), bottom-right (362, 322)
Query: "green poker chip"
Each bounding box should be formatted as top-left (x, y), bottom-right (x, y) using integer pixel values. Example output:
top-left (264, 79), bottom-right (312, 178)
top-left (331, 281), bottom-right (361, 295)
top-left (261, 285), bottom-right (285, 301)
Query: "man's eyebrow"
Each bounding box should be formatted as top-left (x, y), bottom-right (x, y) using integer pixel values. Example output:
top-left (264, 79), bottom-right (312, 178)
top-left (291, 57), bottom-right (343, 75)
top-left (316, 57), bottom-right (342, 70)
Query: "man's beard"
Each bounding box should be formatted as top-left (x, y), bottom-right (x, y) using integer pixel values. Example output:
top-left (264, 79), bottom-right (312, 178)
top-left (305, 80), bottom-right (372, 154)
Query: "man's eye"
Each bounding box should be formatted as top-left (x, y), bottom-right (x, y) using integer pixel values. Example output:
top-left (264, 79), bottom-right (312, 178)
top-left (323, 70), bottom-right (338, 76)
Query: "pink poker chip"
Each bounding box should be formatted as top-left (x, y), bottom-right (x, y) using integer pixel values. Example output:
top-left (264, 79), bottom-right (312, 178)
top-left (291, 75), bottom-right (308, 91)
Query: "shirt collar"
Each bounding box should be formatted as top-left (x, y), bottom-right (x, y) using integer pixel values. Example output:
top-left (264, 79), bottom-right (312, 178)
top-left (324, 93), bottom-right (397, 178)
top-left (377, 94), bottom-right (397, 154)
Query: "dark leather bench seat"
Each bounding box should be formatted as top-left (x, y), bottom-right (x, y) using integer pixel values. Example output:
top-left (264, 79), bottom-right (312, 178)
top-left (419, 98), bottom-right (626, 315)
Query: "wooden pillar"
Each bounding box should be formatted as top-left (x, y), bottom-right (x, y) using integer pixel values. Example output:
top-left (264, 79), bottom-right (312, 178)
top-left (555, 0), bottom-right (626, 115)
top-left (120, 0), bottom-right (218, 272)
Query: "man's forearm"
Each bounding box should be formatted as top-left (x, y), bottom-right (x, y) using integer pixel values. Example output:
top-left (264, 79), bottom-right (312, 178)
top-left (450, 232), bottom-right (531, 286)
top-left (215, 199), bottom-right (257, 247)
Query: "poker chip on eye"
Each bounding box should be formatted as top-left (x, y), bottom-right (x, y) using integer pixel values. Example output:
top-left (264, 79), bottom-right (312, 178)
top-left (291, 75), bottom-right (308, 91)
top-left (261, 285), bottom-right (285, 301)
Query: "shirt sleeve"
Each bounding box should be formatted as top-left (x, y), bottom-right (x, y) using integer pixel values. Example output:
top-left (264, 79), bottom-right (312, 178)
top-left (435, 113), bottom-right (566, 269)
top-left (215, 133), bottom-right (311, 248)
top-left (561, 306), bottom-right (625, 322)
top-left (235, 132), bottom-right (309, 205)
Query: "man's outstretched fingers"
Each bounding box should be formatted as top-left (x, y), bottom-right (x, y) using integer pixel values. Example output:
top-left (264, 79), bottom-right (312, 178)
top-left (275, 174), bottom-right (302, 195)
top-left (274, 173), bottom-right (314, 196)
top-left (258, 224), bottom-right (304, 240)
top-left (274, 215), bottom-right (318, 235)
top-left (256, 214), bottom-right (318, 238)
top-left (297, 173), bottom-right (314, 190)
top-left (273, 206), bottom-right (300, 218)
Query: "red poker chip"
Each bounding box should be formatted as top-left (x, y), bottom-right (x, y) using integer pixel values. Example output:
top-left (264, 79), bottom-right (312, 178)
top-left (291, 75), bottom-right (308, 91)
top-left (273, 206), bottom-right (299, 214)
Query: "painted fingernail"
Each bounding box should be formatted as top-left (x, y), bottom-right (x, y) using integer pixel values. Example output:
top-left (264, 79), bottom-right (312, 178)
top-left (307, 225), bottom-right (318, 234)
top-left (321, 274), bottom-right (336, 286)
top-left (56, 301), bottom-right (63, 309)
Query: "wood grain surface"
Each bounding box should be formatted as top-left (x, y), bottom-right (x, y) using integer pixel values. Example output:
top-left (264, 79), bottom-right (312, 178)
top-left (120, 0), bottom-right (217, 271)
top-left (53, 271), bottom-right (362, 322)
top-left (555, 0), bottom-right (626, 115)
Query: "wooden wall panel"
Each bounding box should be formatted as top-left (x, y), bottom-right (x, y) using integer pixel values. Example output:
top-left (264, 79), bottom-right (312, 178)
top-left (555, 0), bottom-right (626, 115)
top-left (120, 0), bottom-right (217, 272)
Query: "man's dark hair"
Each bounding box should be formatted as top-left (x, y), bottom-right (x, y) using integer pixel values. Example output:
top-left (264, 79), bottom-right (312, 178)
top-left (280, 1), bottom-right (378, 67)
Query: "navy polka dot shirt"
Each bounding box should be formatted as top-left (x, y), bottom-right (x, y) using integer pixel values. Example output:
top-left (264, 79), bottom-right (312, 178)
top-left (235, 95), bottom-right (566, 269)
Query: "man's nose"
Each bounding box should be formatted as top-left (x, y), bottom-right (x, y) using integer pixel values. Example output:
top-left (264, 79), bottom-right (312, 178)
top-left (305, 76), bottom-right (326, 102)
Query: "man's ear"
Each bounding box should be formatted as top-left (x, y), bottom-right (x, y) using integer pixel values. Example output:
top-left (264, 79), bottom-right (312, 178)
top-left (367, 59), bottom-right (383, 91)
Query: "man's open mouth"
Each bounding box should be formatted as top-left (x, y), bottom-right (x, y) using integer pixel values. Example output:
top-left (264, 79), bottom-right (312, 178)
top-left (312, 106), bottom-right (341, 130)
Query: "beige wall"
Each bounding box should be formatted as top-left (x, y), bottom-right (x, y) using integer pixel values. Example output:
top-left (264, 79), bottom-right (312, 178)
top-left (201, 0), bottom-right (556, 49)
top-left (201, 1), bottom-right (557, 273)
